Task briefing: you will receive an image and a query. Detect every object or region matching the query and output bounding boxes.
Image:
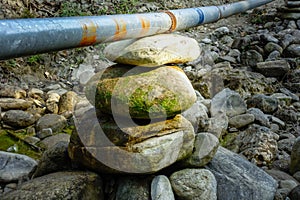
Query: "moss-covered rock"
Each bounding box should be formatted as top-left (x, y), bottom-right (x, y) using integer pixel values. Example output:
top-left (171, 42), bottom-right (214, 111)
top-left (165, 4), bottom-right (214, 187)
top-left (86, 65), bottom-right (196, 119)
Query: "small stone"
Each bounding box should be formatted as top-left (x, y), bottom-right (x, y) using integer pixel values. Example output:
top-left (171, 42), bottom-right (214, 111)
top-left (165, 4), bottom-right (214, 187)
top-left (0, 98), bottom-right (32, 111)
top-left (0, 151), bottom-right (37, 183)
top-left (210, 88), bottom-right (247, 118)
top-left (279, 88), bottom-right (299, 102)
top-left (241, 50), bottom-right (263, 67)
top-left (151, 175), bottom-right (175, 200)
top-left (236, 124), bottom-right (279, 166)
top-left (228, 113), bottom-right (255, 129)
top-left (40, 133), bottom-right (70, 149)
top-left (286, 1), bottom-right (300, 8)
top-left (271, 93), bottom-right (293, 106)
top-left (285, 44), bottom-right (300, 57)
top-left (36, 114), bottom-right (67, 135)
top-left (264, 42), bottom-right (283, 54)
top-left (32, 141), bottom-right (73, 178)
top-left (28, 88), bottom-right (44, 99)
top-left (261, 34), bottom-right (279, 43)
top-left (287, 20), bottom-right (298, 29)
top-left (247, 108), bottom-right (270, 127)
top-left (275, 107), bottom-right (298, 123)
top-left (182, 132), bottom-right (219, 167)
top-left (214, 26), bottom-right (230, 38)
top-left (37, 128), bottom-right (53, 139)
top-left (104, 34), bottom-right (201, 67)
top-left (280, 180), bottom-right (298, 192)
top-left (58, 91), bottom-right (78, 115)
top-left (46, 92), bottom-right (60, 114)
top-left (182, 101), bottom-right (209, 133)
top-left (207, 115), bottom-right (228, 138)
top-left (281, 34), bottom-right (294, 49)
top-left (218, 55), bottom-right (236, 63)
top-left (293, 171), bottom-right (300, 182)
top-left (290, 137), bottom-right (300, 174)
top-left (44, 84), bottom-right (61, 92)
top-left (201, 38), bottom-right (212, 44)
top-left (247, 94), bottom-right (278, 114)
top-left (266, 51), bottom-right (281, 61)
top-left (268, 115), bottom-right (286, 128)
top-left (0, 85), bottom-right (26, 99)
top-left (170, 168), bottom-right (217, 200)
top-left (2, 110), bottom-right (37, 127)
top-left (288, 185), bottom-right (300, 200)
top-left (256, 60), bottom-right (290, 78)
top-left (278, 138), bottom-right (296, 153)
top-left (115, 176), bottom-right (150, 200)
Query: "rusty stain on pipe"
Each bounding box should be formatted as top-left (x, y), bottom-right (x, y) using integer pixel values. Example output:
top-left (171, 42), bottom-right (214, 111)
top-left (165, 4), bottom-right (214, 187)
top-left (113, 18), bottom-right (127, 41)
top-left (79, 19), bottom-right (98, 46)
top-left (139, 17), bottom-right (150, 36)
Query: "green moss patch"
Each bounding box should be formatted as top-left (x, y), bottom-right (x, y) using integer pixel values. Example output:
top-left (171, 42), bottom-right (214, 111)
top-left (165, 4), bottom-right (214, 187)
top-left (0, 130), bottom-right (42, 160)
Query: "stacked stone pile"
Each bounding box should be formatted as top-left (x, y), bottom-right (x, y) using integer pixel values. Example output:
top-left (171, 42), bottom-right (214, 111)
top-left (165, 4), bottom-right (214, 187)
top-left (68, 34), bottom-right (203, 174)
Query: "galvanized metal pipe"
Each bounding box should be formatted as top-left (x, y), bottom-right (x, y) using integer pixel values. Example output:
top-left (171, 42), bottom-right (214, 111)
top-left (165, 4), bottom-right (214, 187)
top-left (0, 0), bottom-right (274, 60)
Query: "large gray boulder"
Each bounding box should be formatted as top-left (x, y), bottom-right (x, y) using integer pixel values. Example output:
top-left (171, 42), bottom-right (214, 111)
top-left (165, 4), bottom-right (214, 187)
top-left (2, 171), bottom-right (103, 200)
top-left (206, 146), bottom-right (278, 200)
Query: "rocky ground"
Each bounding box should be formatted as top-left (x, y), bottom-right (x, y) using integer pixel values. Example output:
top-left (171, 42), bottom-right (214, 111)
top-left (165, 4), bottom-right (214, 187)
top-left (0, 0), bottom-right (300, 199)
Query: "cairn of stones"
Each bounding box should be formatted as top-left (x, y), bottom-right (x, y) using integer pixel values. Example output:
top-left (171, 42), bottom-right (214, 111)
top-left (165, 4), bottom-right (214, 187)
top-left (68, 34), bottom-right (202, 174)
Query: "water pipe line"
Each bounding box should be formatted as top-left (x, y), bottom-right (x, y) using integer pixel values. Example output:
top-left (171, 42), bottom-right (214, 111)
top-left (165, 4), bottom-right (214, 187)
top-left (0, 0), bottom-right (274, 60)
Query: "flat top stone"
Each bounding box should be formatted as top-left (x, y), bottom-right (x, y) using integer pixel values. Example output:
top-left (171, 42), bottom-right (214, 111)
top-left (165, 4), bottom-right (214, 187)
top-left (104, 34), bottom-right (201, 67)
